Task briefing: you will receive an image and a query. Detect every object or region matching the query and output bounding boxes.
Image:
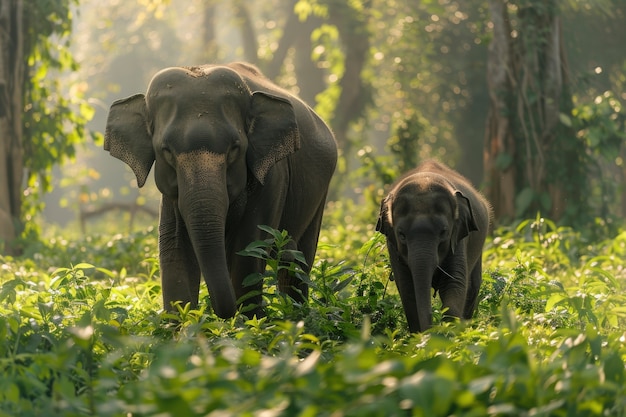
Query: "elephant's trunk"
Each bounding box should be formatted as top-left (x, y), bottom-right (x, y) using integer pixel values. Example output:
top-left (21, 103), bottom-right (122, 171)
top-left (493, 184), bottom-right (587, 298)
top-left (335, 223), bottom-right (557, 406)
top-left (177, 151), bottom-right (237, 319)
top-left (183, 206), bottom-right (237, 319)
top-left (407, 244), bottom-right (438, 332)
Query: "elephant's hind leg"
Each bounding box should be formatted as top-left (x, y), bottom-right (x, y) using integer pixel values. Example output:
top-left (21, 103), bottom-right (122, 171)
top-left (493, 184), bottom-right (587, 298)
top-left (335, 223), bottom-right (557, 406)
top-left (277, 239), bottom-right (307, 302)
top-left (277, 197), bottom-right (327, 303)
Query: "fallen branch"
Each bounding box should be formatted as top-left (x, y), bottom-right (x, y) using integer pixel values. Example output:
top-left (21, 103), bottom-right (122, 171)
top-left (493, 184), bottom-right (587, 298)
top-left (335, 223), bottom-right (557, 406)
top-left (79, 202), bottom-right (158, 234)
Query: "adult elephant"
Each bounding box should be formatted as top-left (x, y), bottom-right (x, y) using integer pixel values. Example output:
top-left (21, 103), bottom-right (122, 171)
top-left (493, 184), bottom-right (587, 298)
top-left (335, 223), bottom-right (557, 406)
top-left (376, 160), bottom-right (491, 332)
top-left (104, 62), bottom-right (337, 318)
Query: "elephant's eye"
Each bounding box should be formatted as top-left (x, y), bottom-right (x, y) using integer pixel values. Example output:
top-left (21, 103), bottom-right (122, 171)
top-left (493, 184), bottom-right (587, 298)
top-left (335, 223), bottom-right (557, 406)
top-left (398, 232), bottom-right (407, 244)
top-left (439, 228), bottom-right (449, 239)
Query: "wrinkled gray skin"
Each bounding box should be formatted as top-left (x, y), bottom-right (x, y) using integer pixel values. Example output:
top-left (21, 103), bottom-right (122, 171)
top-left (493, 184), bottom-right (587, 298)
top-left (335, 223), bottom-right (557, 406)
top-left (104, 62), bottom-right (337, 318)
top-left (377, 160), bottom-right (491, 332)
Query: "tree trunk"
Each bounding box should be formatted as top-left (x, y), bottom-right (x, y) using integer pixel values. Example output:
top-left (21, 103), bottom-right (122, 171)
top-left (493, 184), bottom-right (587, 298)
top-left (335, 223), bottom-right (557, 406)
top-left (292, 14), bottom-right (326, 106)
top-left (483, 0), bottom-right (516, 221)
top-left (264, 0), bottom-right (301, 80)
top-left (232, 1), bottom-right (259, 64)
top-left (263, 3), bottom-right (326, 106)
top-left (484, 0), bottom-right (584, 224)
top-left (0, 0), bottom-right (25, 255)
top-left (327, 2), bottom-right (371, 152)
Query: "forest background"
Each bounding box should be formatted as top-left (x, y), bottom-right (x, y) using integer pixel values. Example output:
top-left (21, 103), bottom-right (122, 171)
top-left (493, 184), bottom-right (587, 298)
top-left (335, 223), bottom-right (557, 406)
top-left (1, 0), bottom-right (625, 250)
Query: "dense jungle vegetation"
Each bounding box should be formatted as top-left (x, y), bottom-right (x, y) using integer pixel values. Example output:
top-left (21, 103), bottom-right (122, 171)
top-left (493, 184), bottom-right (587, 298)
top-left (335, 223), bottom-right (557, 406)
top-left (1, 214), bottom-right (626, 415)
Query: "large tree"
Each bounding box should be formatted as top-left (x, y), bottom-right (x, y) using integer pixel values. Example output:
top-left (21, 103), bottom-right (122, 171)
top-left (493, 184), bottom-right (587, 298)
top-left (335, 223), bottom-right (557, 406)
top-left (0, 0), bottom-right (25, 253)
top-left (0, 0), bottom-right (91, 254)
top-left (484, 0), bottom-right (589, 224)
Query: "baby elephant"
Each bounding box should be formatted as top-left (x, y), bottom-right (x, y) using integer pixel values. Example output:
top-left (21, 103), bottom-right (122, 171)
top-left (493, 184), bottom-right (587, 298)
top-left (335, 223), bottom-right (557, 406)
top-left (376, 160), bottom-right (491, 332)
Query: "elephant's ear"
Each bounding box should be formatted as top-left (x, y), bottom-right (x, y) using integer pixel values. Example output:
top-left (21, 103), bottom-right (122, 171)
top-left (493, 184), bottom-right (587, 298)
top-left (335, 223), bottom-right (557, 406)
top-left (104, 94), bottom-right (155, 188)
top-left (376, 195), bottom-right (393, 236)
top-left (246, 91), bottom-right (301, 185)
top-left (450, 191), bottom-right (479, 253)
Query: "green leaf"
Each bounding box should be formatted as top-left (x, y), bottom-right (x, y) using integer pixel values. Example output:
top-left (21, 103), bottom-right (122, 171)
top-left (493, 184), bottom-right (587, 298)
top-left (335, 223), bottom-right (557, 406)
top-left (559, 112), bottom-right (572, 127)
top-left (74, 262), bottom-right (96, 270)
top-left (242, 273), bottom-right (264, 287)
top-left (545, 293), bottom-right (566, 312)
top-left (331, 275), bottom-right (354, 293)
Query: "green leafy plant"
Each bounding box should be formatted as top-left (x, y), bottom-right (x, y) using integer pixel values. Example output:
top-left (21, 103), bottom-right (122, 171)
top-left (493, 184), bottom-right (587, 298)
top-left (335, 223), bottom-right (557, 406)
top-left (236, 225), bottom-right (310, 317)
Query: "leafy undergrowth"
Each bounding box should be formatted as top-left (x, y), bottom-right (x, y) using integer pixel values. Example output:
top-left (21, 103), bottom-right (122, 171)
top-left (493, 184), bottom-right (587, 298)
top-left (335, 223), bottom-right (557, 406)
top-left (1, 217), bottom-right (625, 416)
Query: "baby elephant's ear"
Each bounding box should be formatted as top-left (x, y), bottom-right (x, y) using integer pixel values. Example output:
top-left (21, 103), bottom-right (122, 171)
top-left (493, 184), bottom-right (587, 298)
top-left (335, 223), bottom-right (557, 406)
top-left (104, 94), bottom-right (155, 188)
top-left (450, 191), bottom-right (479, 253)
top-left (376, 195), bottom-right (393, 236)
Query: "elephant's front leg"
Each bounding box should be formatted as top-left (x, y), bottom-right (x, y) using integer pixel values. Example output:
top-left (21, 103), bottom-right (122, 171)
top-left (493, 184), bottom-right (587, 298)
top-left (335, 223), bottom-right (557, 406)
top-left (436, 247), bottom-right (469, 321)
top-left (387, 241), bottom-right (422, 332)
top-left (278, 199), bottom-right (329, 304)
top-left (159, 195), bottom-right (201, 311)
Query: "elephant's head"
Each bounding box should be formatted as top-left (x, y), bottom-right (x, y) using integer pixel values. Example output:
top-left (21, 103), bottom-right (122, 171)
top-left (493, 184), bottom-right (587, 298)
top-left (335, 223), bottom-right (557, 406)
top-left (376, 172), bottom-right (478, 331)
top-left (104, 65), bottom-right (300, 317)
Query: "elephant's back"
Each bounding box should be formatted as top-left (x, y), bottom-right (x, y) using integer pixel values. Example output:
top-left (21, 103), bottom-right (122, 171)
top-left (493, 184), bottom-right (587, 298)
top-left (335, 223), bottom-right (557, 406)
top-left (416, 161), bottom-right (492, 222)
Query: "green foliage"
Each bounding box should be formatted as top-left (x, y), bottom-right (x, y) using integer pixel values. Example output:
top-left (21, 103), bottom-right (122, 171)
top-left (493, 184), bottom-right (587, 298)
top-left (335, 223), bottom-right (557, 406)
top-left (2, 212), bottom-right (626, 415)
top-left (20, 0), bottom-right (97, 241)
top-left (570, 90), bottom-right (626, 224)
top-left (22, 227), bottom-right (159, 277)
top-left (363, 0), bottom-right (487, 172)
top-left (310, 23), bottom-right (344, 123)
top-left (237, 225), bottom-right (310, 317)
